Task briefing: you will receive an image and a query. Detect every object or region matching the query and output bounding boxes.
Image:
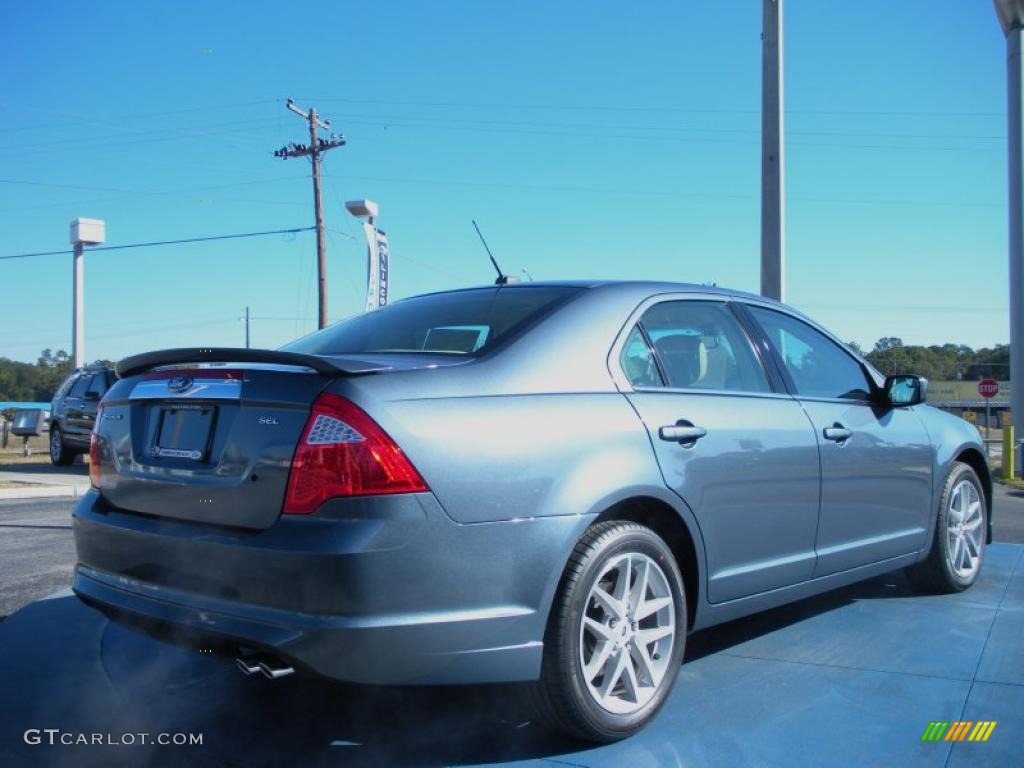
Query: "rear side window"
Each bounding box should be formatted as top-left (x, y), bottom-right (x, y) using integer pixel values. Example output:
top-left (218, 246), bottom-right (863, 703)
top-left (86, 372), bottom-right (110, 398)
top-left (53, 374), bottom-right (76, 400)
top-left (623, 301), bottom-right (770, 393)
top-left (68, 375), bottom-right (91, 398)
top-left (283, 286), bottom-right (582, 357)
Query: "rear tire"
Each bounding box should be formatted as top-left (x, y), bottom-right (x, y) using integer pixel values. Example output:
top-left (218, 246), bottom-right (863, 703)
top-left (529, 521), bottom-right (687, 743)
top-left (49, 428), bottom-right (74, 466)
top-left (905, 462), bottom-right (986, 593)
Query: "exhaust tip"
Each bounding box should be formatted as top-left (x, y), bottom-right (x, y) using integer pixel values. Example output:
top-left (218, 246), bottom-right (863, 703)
top-left (259, 661), bottom-right (295, 679)
top-left (236, 657), bottom-right (261, 675)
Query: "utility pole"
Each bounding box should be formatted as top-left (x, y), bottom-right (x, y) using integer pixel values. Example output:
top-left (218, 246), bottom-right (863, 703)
top-left (761, 0), bottom-right (785, 302)
top-left (244, 306), bottom-right (251, 349)
top-left (273, 99), bottom-right (346, 329)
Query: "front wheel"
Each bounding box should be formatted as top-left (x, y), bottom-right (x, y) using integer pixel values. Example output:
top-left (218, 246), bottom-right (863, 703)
top-left (529, 521), bottom-right (687, 743)
top-left (906, 462), bottom-right (986, 593)
top-left (49, 428), bottom-right (75, 466)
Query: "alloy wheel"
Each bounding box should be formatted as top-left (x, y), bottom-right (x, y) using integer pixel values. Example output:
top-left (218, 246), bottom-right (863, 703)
top-left (578, 552), bottom-right (675, 715)
top-left (946, 479), bottom-right (984, 580)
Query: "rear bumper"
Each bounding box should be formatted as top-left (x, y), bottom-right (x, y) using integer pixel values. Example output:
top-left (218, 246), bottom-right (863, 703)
top-left (72, 490), bottom-right (591, 685)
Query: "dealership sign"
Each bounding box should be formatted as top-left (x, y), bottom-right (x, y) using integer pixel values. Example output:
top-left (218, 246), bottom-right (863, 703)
top-left (363, 223), bottom-right (390, 312)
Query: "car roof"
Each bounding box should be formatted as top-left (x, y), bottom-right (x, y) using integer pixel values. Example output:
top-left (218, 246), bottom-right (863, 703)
top-left (406, 279), bottom-right (780, 304)
top-left (404, 280), bottom-right (791, 314)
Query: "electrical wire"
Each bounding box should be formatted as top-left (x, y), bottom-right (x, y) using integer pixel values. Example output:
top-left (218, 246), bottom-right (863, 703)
top-left (0, 226), bottom-right (314, 262)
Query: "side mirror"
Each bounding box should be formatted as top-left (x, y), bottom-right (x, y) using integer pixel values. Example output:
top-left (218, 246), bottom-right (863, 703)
top-left (884, 375), bottom-right (927, 407)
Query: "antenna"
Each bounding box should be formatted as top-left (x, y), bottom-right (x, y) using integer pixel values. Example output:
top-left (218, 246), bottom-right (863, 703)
top-left (472, 220), bottom-right (511, 285)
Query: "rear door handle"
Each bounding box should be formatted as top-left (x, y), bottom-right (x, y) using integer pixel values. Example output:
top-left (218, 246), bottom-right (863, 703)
top-left (823, 424), bottom-right (852, 443)
top-left (659, 424), bottom-right (708, 444)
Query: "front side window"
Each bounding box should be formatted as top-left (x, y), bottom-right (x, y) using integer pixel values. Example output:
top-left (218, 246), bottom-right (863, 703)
top-left (747, 306), bottom-right (871, 401)
top-left (282, 286), bottom-right (582, 357)
top-left (624, 301), bottom-right (770, 393)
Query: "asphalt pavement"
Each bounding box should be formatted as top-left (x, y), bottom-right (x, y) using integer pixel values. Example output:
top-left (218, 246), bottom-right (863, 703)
top-left (0, 498), bottom-right (76, 618)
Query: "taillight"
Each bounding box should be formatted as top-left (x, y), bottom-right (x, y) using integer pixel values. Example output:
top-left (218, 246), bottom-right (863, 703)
top-left (283, 392), bottom-right (428, 514)
top-left (89, 405), bottom-right (103, 489)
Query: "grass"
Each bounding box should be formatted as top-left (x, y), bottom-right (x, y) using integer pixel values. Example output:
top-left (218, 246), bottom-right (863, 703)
top-left (0, 434), bottom-right (52, 463)
top-left (0, 433), bottom-right (90, 467)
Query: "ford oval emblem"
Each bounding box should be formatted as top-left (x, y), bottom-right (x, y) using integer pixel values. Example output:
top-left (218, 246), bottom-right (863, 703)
top-left (168, 375), bottom-right (193, 393)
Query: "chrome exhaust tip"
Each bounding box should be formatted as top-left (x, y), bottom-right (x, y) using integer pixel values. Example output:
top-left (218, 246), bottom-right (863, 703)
top-left (259, 660), bottom-right (295, 679)
top-left (236, 657), bottom-right (262, 675)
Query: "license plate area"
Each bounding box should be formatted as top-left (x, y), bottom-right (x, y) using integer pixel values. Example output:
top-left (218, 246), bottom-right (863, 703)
top-left (153, 405), bottom-right (215, 461)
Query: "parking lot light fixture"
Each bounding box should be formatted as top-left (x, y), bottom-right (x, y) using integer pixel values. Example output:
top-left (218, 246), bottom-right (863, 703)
top-left (68, 218), bottom-right (105, 370)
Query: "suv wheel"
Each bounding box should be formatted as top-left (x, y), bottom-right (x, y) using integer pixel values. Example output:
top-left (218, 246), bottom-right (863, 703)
top-left (49, 428), bottom-right (74, 466)
top-left (529, 521), bottom-right (686, 742)
top-left (906, 462), bottom-right (986, 593)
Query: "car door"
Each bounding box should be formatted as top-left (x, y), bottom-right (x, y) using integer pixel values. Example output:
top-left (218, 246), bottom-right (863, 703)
top-left (63, 373), bottom-right (93, 442)
top-left (616, 298), bottom-right (821, 604)
top-left (743, 305), bottom-right (933, 576)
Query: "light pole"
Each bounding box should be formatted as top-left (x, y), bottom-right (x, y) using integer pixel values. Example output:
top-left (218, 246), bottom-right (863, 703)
top-left (68, 218), bottom-right (105, 370)
top-left (761, 0), bottom-right (785, 302)
top-left (994, 0), bottom-right (1024, 473)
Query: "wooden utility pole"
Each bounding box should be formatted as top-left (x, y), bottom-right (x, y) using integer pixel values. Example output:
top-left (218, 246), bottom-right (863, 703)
top-left (273, 100), bottom-right (345, 328)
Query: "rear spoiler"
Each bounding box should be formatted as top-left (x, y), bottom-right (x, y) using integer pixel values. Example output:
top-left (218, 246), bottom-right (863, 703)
top-left (115, 347), bottom-right (381, 378)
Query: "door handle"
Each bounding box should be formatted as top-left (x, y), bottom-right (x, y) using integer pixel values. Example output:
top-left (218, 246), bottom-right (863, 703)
top-left (659, 423), bottom-right (708, 444)
top-left (823, 424), bottom-right (852, 443)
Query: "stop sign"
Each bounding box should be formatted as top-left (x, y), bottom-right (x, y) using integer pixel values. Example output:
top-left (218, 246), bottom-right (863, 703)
top-left (978, 379), bottom-right (1000, 399)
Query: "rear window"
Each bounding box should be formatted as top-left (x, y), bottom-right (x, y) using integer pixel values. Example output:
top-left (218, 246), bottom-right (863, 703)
top-left (282, 286), bottom-right (583, 357)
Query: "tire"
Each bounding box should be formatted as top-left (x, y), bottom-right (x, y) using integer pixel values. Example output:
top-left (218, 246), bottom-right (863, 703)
top-left (905, 462), bottom-right (986, 593)
top-left (529, 521), bottom-right (687, 743)
top-left (49, 427), bottom-right (75, 466)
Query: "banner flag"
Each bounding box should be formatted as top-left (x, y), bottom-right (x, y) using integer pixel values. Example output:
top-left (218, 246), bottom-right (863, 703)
top-left (363, 223), bottom-right (389, 312)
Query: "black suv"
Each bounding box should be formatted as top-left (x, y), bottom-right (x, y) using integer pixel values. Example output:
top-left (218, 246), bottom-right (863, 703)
top-left (49, 367), bottom-right (115, 465)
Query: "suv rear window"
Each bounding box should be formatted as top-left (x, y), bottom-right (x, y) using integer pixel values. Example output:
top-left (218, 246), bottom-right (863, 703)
top-left (282, 286), bottom-right (583, 357)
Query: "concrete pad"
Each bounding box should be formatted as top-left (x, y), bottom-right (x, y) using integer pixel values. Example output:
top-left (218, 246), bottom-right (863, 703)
top-left (947, 682), bottom-right (1024, 768)
top-left (0, 545), bottom-right (1021, 767)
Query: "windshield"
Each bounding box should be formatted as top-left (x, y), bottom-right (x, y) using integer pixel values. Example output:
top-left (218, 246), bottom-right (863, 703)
top-left (281, 285), bottom-right (583, 357)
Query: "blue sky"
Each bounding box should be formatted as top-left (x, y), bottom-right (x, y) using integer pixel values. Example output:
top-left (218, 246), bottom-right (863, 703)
top-left (0, 0), bottom-right (1009, 364)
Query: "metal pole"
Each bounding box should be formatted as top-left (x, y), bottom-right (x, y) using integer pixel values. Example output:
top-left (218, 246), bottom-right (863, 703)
top-left (245, 306), bottom-right (251, 349)
top-left (761, 0), bottom-right (785, 302)
top-left (1011, 28), bottom-right (1024, 475)
top-left (72, 242), bottom-right (84, 369)
top-left (309, 108), bottom-right (328, 329)
top-left (986, 400), bottom-right (992, 449)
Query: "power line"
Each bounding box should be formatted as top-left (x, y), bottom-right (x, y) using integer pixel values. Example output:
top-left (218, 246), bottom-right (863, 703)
top-left (335, 116), bottom-right (1003, 154)
top-left (324, 110), bottom-right (1006, 142)
top-left (295, 96), bottom-right (1003, 119)
top-left (0, 226), bottom-right (314, 262)
top-left (0, 99), bottom-right (281, 134)
top-left (324, 170), bottom-right (1001, 210)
